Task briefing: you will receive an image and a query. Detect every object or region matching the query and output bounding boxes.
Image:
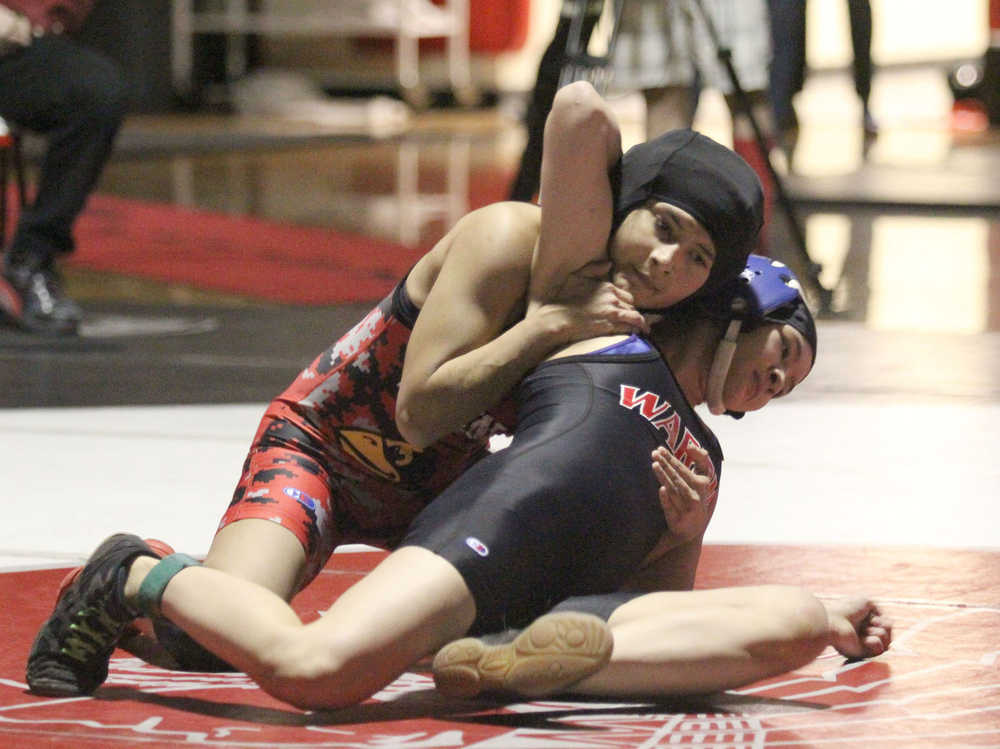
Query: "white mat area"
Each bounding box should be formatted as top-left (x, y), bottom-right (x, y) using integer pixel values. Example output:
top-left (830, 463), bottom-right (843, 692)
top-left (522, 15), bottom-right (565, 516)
top-left (1, 398), bottom-right (996, 571)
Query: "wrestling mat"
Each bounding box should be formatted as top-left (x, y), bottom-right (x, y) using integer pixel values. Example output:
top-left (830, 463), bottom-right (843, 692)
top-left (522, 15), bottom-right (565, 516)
top-left (3, 545), bottom-right (998, 748)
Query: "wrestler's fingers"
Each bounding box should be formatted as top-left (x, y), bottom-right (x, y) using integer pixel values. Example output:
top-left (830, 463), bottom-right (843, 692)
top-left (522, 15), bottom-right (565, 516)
top-left (651, 456), bottom-right (670, 479)
top-left (654, 457), bottom-right (694, 513)
top-left (864, 616), bottom-right (893, 645)
top-left (652, 461), bottom-right (685, 513)
top-left (862, 633), bottom-right (888, 656)
top-left (653, 448), bottom-right (699, 504)
top-left (615, 307), bottom-right (648, 332)
top-left (651, 460), bottom-right (676, 496)
top-left (658, 486), bottom-right (680, 525)
top-left (869, 613), bottom-right (892, 629)
top-left (653, 445), bottom-right (692, 473)
top-left (685, 445), bottom-right (712, 478)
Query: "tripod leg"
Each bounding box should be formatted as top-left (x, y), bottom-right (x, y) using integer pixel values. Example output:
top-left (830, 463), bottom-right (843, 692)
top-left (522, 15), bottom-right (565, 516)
top-left (688, 0), bottom-right (832, 312)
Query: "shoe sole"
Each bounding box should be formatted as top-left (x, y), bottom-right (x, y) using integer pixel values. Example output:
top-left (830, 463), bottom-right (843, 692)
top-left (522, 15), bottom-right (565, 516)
top-left (432, 612), bottom-right (613, 698)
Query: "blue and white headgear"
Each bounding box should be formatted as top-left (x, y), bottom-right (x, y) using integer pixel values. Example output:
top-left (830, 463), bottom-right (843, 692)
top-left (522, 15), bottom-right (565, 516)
top-left (697, 255), bottom-right (817, 417)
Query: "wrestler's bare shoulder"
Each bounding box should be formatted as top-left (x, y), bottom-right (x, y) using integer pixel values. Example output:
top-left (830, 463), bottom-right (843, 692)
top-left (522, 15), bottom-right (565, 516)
top-left (408, 202), bottom-right (541, 304)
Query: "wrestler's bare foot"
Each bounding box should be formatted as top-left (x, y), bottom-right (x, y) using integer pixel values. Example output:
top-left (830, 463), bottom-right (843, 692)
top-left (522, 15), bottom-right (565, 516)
top-left (824, 597), bottom-right (892, 659)
top-left (432, 612), bottom-right (613, 698)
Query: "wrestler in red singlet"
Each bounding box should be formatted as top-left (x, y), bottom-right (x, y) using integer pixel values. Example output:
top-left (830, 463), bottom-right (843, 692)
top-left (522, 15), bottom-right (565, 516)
top-left (220, 278), bottom-right (517, 587)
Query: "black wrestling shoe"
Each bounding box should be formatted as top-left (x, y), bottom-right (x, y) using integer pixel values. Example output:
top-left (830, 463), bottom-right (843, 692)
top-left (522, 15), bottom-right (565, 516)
top-left (432, 612), bottom-right (613, 698)
top-left (26, 534), bottom-right (158, 696)
top-left (0, 260), bottom-right (82, 335)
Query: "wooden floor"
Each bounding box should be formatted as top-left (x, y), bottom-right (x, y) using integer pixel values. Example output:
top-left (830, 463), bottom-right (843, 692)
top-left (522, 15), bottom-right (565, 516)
top-left (1, 66), bottom-right (998, 747)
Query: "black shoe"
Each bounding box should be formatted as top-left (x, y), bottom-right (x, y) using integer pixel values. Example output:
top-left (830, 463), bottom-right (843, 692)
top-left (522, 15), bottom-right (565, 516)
top-left (0, 260), bottom-right (82, 335)
top-left (26, 534), bottom-right (158, 696)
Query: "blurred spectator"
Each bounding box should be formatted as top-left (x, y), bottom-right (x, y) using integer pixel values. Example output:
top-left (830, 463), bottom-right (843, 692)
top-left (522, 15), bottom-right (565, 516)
top-left (610, 0), bottom-right (776, 252)
top-left (0, 0), bottom-right (128, 335)
top-left (768, 0), bottom-right (877, 143)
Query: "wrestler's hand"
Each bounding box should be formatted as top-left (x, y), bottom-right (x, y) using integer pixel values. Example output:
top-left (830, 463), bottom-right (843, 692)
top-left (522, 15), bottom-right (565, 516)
top-left (825, 597), bottom-right (892, 659)
top-left (651, 446), bottom-right (712, 542)
top-left (543, 260), bottom-right (648, 341)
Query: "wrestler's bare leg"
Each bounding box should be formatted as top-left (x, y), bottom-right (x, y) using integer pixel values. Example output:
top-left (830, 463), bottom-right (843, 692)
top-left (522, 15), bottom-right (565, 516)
top-left (203, 519), bottom-right (307, 599)
top-left (433, 586), bottom-right (891, 700)
top-left (123, 546), bottom-right (474, 711)
top-left (117, 520), bottom-right (309, 669)
top-left (643, 86), bottom-right (693, 139)
top-left (569, 586), bottom-right (889, 697)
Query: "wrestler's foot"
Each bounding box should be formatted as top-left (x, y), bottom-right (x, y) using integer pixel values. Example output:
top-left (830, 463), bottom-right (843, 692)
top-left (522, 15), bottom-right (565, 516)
top-left (26, 534), bottom-right (160, 696)
top-left (824, 596), bottom-right (893, 660)
top-left (55, 538), bottom-right (174, 603)
top-left (432, 612), bottom-right (613, 698)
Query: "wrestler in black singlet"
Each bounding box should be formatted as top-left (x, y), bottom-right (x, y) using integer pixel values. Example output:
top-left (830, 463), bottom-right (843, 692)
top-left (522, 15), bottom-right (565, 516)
top-left (402, 336), bottom-right (723, 634)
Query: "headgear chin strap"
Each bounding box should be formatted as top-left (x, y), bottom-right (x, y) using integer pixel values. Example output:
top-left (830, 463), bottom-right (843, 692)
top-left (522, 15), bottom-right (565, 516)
top-left (706, 319), bottom-right (741, 415)
top-left (701, 256), bottom-right (816, 417)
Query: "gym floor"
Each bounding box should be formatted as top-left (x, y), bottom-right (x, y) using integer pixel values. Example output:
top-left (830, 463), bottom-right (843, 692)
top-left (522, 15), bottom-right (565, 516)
top-left (1, 65), bottom-right (997, 747)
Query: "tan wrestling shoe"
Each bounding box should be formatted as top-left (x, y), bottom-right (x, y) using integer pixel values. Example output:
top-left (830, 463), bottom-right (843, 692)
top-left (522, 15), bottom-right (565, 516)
top-left (432, 611), bottom-right (613, 698)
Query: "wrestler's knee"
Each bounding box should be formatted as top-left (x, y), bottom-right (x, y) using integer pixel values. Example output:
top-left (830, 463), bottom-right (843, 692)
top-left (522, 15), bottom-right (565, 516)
top-left (255, 630), bottom-right (384, 711)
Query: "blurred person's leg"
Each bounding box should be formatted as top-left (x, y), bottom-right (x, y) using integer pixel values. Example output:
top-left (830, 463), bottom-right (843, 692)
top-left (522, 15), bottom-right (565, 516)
top-left (0, 35), bottom-right (128, 334)
top-left (643, 86), bottom-right (693, 138)
top-left (767, 0), bottom-right (806, 136)
top-left (847, 0), bottom-right (877, 134)
top-left (612, 0), bottom-right (696, 139)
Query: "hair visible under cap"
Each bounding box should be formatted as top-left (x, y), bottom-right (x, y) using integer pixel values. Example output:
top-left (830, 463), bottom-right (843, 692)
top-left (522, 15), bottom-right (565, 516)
top-left (610, 129), bottom-right (764, 303)
top-left (764, 298), bottom-right (817, 366)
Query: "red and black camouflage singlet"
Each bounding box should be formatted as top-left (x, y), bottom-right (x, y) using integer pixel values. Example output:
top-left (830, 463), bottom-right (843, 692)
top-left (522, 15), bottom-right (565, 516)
top-left (220, 278), bottom-right (517, 587)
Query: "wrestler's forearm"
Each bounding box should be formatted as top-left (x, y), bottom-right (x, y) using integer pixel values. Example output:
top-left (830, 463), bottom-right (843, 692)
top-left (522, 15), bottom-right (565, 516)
top-left (623, 535), bottom-right (702, 593)
top-left (397, 308), bottom-right (573, 448)
top-left (528, 80), bottom-right (622, 315)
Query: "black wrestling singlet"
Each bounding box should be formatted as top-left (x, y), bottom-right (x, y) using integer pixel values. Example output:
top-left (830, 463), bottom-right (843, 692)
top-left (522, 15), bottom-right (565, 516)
top-left (402, 336), bottom-right (723, 633)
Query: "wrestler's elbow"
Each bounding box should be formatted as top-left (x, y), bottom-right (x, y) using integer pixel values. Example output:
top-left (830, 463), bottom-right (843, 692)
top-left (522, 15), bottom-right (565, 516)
top-left (548, 81), bottom-right (617, 143)
top-left (395, 398), bottom-right (438, 450)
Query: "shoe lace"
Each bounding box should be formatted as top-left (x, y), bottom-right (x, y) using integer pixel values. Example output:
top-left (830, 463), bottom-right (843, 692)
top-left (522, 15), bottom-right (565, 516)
top-left (60, 600), bottom-right (123, 664)
top-left (29, 271), bottom-right (59, 315)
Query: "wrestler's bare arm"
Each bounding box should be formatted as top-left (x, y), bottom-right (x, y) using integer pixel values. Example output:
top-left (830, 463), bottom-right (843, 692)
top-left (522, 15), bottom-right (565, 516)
top-left (397, 203), bottom-right (641, 448)
top-left (528, 80), bottom-right (623, 314)
top-left (397, 81), bottom-right (631, 448)
top-left (622, 534), bottom-right (704, 593)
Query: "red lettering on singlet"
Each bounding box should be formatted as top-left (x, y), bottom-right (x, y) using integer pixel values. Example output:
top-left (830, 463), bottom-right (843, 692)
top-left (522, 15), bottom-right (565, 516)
top-left (619, 385), bottom-right (673, 420)
top-left (620, 383), bottom-right (720, 506)
top-left (651, 411), bottom-right (681, 446)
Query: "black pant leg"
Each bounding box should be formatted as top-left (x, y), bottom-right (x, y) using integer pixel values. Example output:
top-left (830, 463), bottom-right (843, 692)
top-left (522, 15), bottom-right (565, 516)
top-left (0, 35), bottom-right (128, 265)
top-left (767, 0), bottom-right (807, 131)
top-left (847, 0), bottom-right (873, 105)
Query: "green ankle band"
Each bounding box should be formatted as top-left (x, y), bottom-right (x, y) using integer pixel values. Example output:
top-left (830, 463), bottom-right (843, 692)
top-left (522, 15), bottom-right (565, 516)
top-left (135, 553), bottom-right (200, 618)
